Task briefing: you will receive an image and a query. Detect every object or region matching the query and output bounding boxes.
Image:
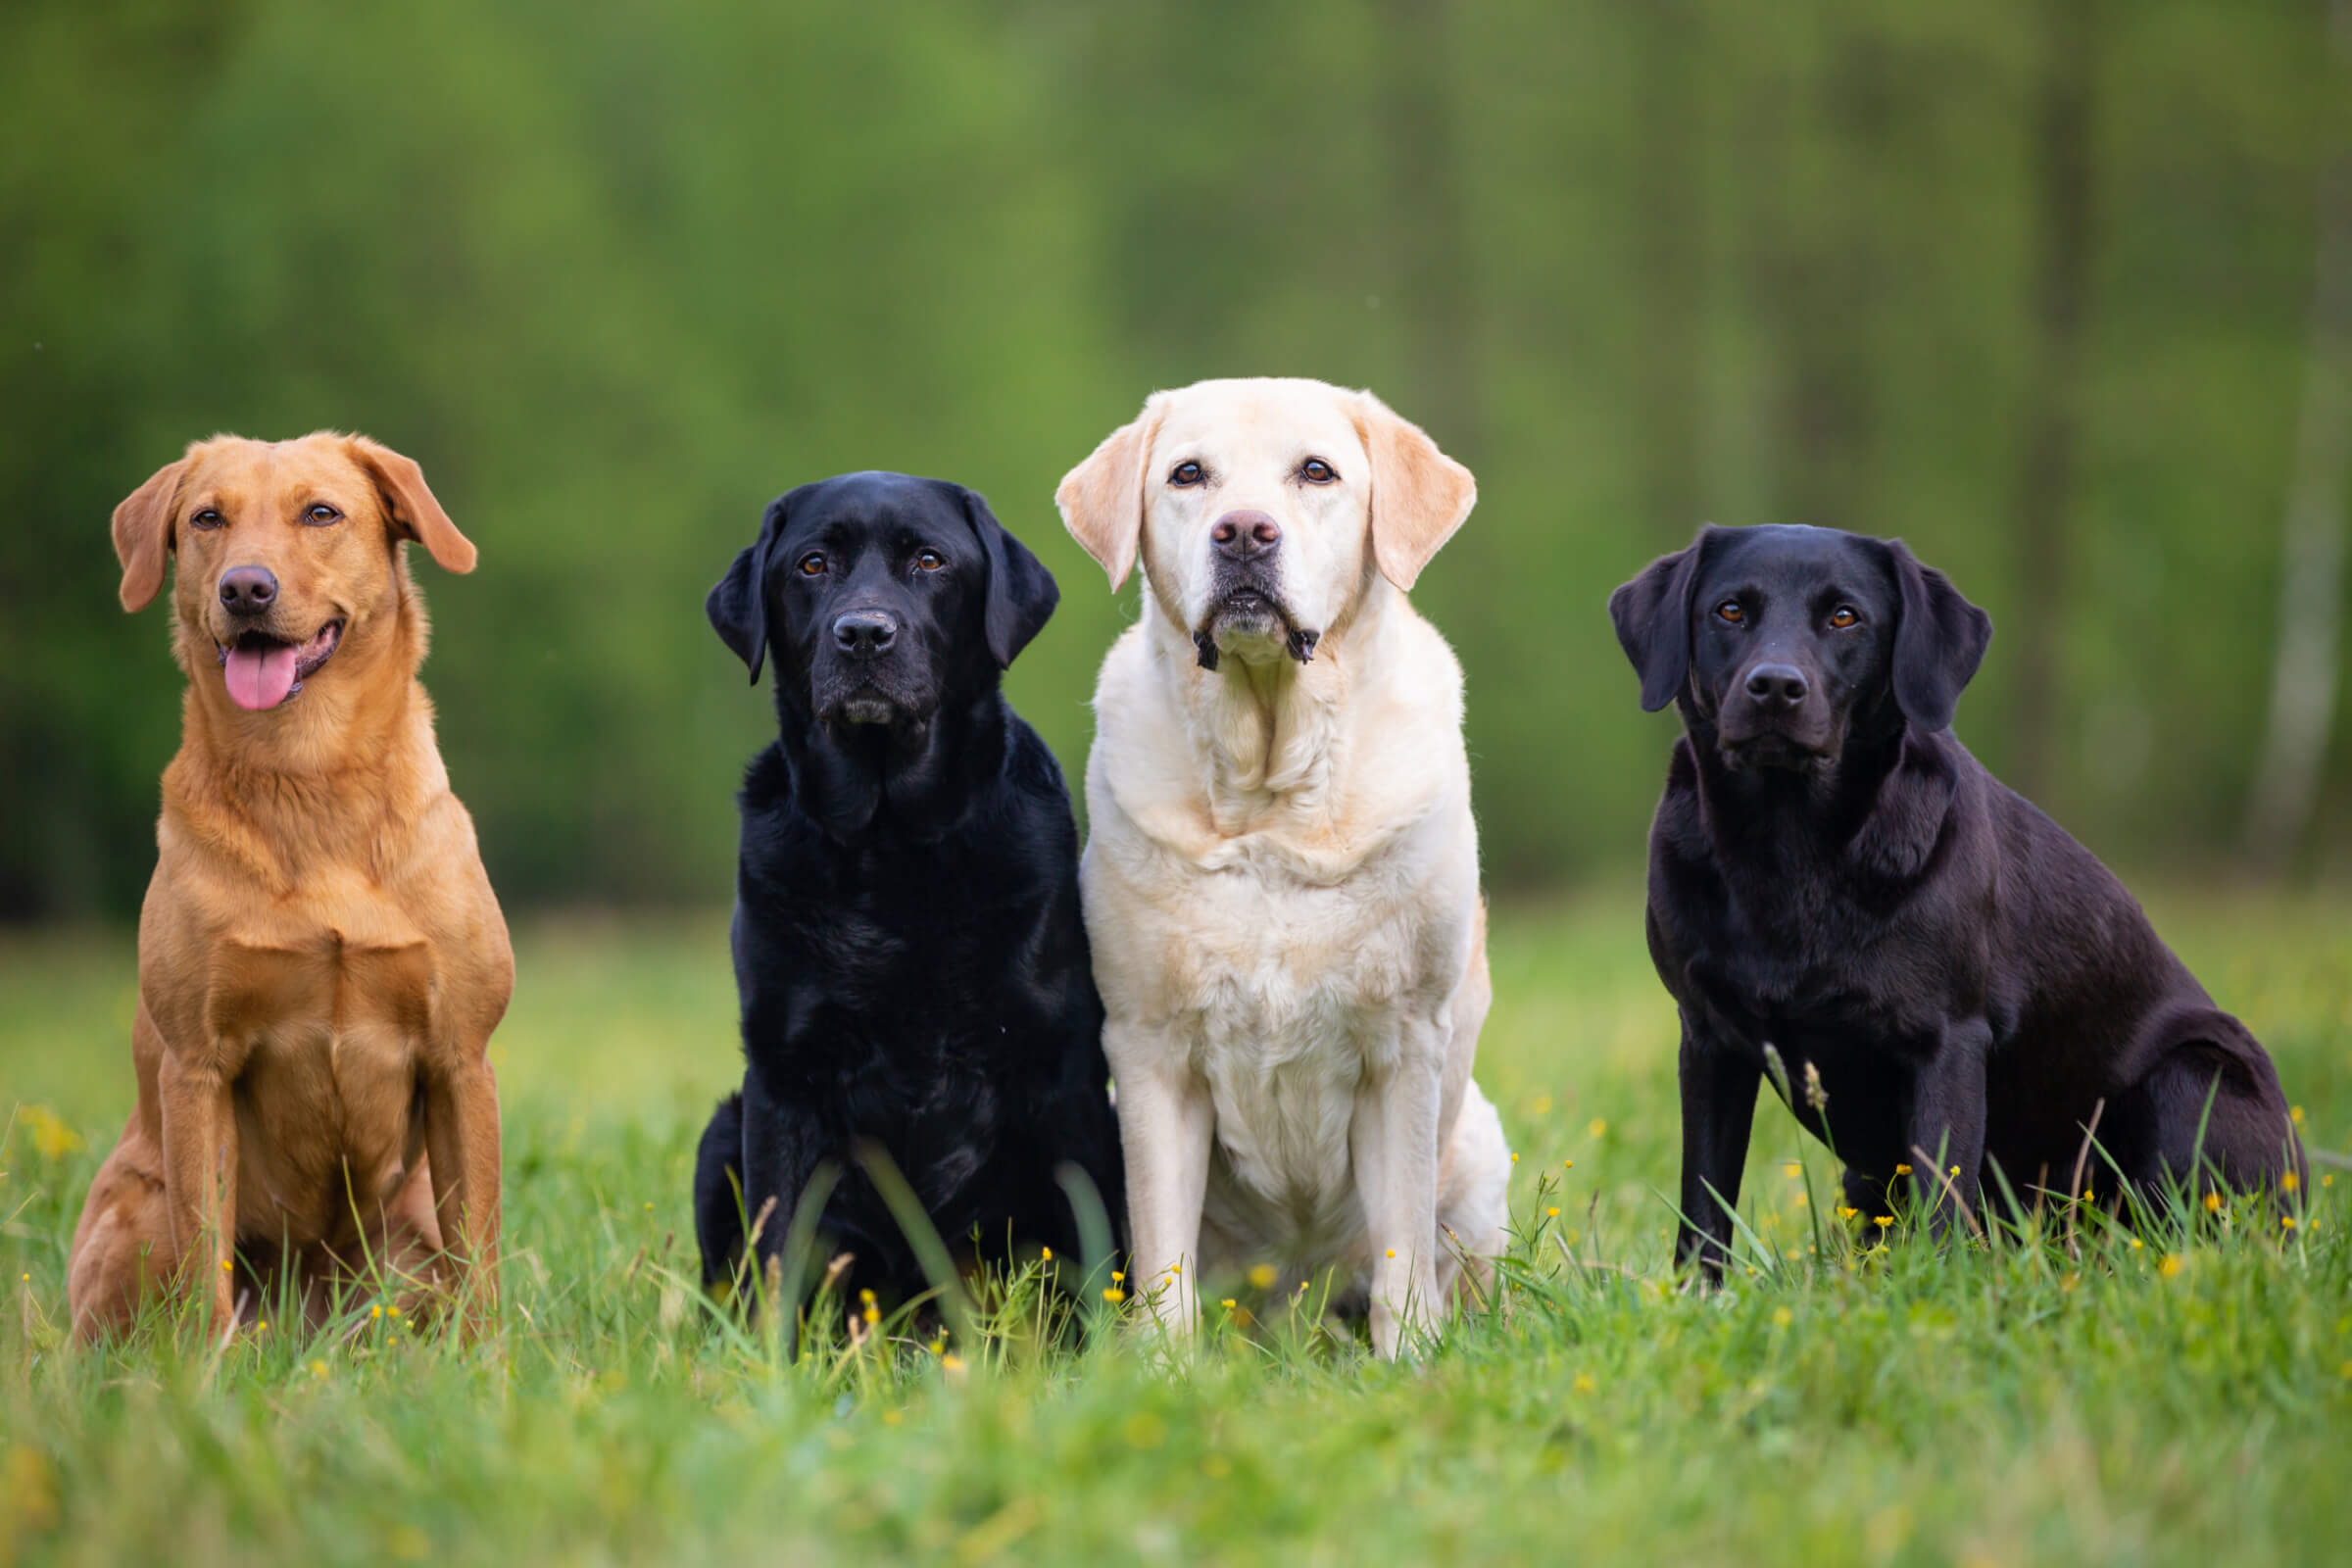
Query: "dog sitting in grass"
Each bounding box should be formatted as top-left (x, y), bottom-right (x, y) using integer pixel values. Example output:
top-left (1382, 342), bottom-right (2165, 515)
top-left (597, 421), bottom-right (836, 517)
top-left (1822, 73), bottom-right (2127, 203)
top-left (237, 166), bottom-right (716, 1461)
top-left (1610, 523), bottom-right (2306, 1279)
top-left (69, 433), bottom-right (508, 1340)
top-left (693, 472), bottom-right (1125, 1328)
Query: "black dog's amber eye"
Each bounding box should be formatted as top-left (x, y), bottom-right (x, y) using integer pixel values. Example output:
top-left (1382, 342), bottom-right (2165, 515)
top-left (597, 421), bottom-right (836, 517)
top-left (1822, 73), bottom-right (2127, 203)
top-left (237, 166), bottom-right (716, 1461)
top-left (190, 508), bottom-right (223, 531)
top-left (1715, 601), bottom-right (1744, 624)
top-left (1300, 458), bottom-right (1337, 484)
top-left (914, 549), bottom-right (944, 572)
top-left (304, 504), bottom-right (341, 525)
top-left (1829, 606), bottom-right (1859, 629)
top-left (797, 552), bottom-right (826, 576)
top-left (1169, 461), bottom-right (1204, 487)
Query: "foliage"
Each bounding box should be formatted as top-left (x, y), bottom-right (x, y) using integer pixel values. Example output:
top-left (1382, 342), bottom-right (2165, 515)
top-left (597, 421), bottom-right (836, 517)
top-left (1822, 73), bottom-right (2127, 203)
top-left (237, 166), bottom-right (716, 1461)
top-left (3, 888), bottom-right (2348, 1563)
top-left (4, 0), bottom-right (2349, 916)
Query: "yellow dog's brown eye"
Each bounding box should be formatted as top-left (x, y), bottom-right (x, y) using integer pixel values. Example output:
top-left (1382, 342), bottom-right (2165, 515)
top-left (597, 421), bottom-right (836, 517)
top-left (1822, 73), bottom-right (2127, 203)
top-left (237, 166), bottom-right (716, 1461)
top-left (1300, 458), bottom-right (1337, 484)
top-left (190, 508), bottom-right (223, 531)
top-left (1169, 461), bottom-right (1203, 487)
top-left (798, 553), bottom-right (826, 576)
top-left (305, 504), bottom-right (341, 525)
top-left (1829, 606), bottom-right (1859, 628)
top-left (914, 549), bottom-right (944, 572)
top-left (1716, 601), bottom-right (1743, 624)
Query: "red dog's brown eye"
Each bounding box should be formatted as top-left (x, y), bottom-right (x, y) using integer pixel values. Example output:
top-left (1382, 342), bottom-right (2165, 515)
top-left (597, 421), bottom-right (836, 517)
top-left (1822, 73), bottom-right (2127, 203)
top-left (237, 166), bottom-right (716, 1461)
top-left (1829, 606), bottom-right (1859, 628)
top-left (798, 553), bottom-right (826, 576)
top-left (1300, 458), bottom-right (1337, 484)
top-left (1169, 461), bottom-right (1204, 487)
top-left (1716, 601), bottom-right (1743, 624)
top-left (190, 508), bottom-right (223, 531)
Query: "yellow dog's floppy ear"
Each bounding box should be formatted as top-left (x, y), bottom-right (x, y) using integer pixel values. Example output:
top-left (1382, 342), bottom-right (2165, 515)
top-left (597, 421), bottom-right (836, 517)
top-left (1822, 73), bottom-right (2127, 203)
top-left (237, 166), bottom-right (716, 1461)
top-left (113, 451), bottom-right (191, 612)
top-left (346, 433), bottom-right (476, 573)
top-left (1352, 390), bottom-right (1476, 592)
top-left (1055, 398), bottom-right (1161, 591)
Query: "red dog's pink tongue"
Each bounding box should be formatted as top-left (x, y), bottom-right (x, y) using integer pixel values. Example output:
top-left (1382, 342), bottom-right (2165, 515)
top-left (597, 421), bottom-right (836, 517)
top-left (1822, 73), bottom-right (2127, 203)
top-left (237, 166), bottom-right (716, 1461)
top-left (224, 643), bottom-right (298, 710)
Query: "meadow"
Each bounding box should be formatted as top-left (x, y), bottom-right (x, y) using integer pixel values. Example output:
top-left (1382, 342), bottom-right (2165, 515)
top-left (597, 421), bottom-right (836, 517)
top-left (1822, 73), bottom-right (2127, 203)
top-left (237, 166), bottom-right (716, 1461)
top-left (2, 885), bottom-right (2346, 1566)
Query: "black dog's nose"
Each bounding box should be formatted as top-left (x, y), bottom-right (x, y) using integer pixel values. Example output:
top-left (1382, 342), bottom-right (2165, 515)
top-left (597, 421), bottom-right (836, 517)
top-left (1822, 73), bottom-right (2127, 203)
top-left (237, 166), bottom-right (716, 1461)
top-left (1745, 663), bottom-right (1809, 707)
top-left (1210, 510), bottom-right (1282, 561)
top-left (218, 565), bottom-right (278, 616)
top-left (832, 609), bottom-right (899, 658)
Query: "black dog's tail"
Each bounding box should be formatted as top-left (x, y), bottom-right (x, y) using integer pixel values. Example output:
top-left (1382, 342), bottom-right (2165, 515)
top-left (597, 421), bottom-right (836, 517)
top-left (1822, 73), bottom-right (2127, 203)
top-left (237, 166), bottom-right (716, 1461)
top-left (693, 1092), bottom-right (748, 1293)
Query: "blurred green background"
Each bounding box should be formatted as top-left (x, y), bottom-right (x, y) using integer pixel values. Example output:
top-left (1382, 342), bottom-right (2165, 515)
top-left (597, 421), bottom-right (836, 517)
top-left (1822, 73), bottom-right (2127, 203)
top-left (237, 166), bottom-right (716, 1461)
top-left (7, 0), bottom-right (2349, 919)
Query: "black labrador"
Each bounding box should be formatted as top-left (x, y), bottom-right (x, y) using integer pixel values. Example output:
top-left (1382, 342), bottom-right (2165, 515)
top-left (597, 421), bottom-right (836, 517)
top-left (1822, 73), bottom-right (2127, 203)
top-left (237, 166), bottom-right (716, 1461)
top-left (695, 470), bottom-right (1124, 1320)
top-left (1610, 523), bottom-right (2304, 1278)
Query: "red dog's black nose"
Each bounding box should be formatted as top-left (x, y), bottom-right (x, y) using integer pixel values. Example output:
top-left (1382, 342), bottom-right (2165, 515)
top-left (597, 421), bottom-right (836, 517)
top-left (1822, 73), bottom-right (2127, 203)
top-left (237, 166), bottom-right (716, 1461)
top-left (1744, 662), bottom-right (1808, 708)
top-left (832, 609), bottom-right (898, 658)
top-left (1210, 510), bottom-right (1282, 561)
top-left (218, 565), bottom-right (278, 616)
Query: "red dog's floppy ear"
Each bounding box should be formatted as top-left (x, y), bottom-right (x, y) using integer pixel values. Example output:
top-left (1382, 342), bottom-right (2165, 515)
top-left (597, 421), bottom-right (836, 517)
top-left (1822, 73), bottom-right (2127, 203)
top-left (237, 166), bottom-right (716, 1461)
top-left (113, 452), bottom-right (191, 612)
top-left (346, 433), bottom-right (476, 573)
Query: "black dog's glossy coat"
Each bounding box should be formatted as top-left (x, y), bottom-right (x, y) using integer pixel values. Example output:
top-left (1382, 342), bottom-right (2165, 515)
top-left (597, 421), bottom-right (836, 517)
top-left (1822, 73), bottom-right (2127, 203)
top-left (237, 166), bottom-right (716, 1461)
top-left (694, 471), bottom-right (1123, 1316)
top-left (1610, 524), bottom-right (2304, 1278)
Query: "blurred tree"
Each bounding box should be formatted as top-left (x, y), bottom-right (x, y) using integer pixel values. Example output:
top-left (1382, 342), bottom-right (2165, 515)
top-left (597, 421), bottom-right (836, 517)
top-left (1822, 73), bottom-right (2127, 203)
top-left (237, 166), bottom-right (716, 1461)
top-left (4, 0), bottom-right (2346, 918)
top-left (2008, 0), bottom-right (2095, 808)
top-left (2245, 0), bottom-right (2352, 870)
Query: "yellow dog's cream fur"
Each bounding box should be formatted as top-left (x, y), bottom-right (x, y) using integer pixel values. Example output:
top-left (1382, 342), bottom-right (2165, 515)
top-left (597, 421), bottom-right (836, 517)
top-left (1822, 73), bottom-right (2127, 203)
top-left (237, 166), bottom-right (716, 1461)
top-left (1057, 377), bottom-right (1508, 1357)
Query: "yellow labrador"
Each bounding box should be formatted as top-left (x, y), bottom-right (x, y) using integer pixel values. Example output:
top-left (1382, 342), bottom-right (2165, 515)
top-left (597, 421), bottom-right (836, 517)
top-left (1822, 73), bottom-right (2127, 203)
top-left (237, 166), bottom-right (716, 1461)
top-left (1056, 377), bottom-right (1507, 1357)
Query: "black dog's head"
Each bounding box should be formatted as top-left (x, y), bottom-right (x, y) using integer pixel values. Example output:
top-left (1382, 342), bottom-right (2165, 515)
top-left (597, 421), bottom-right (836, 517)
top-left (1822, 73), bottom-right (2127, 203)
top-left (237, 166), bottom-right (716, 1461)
top-left (1610, 524), bottom-right (1992, 770)
top-left (707, 471), bottom-right (1058, 730)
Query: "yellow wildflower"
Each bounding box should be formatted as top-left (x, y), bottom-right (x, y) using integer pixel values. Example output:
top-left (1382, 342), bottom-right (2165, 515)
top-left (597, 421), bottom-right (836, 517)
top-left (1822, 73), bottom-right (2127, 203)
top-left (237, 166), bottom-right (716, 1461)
top-left (17, 1105), bottom-right (81, 1159)
top-left (1893, 1163), bottom-right (1913, 1176)
top-left (2289, 1105), bottom-right (2305, 1126)
top-left (1838, 1205), bottom-right (1859, 1221)
top-left (1873, 1215), bottom-right (1893, 1230)
top-left (1220, 1298), bottom-right (1237, 1310)
top-left (1572, 1372), bottom-right (1596, 1395)
top-left (1102, 1287), bottom-right (1125, 1303)
top-left (1783, 1162), bottom-right (1801, 1179)
top-left (1545, 1206), bottom-right (1561, 1218)
top-left (1386, 1249), bottom-right (1396, 1258)
top-left (2204, 1192), bottom-right (2223, 1213)
top-left (2282, 1215), bottom-right (2298, 1231)
top-left (1040, 1247), bottom-right (1053, 1261)
top-left (1588, 1119), bottom-right (1608, 1140)
top-left (311, 1360), bottom-right (329, 1378)
top-left (1772, 1306), bottom-right (1792, 1327)
top-left (1564, 1159), bottom-right (1575, 1170)
top-left (2281, 1172), bottom-right (2299, 1194)
top-left (1248, 1263), bottom-right (1278, 1290)
top-left (2159, 1253), bottom-right (2184, 1279)
top-left (1111, 1271), bottom-right (1125, 1283)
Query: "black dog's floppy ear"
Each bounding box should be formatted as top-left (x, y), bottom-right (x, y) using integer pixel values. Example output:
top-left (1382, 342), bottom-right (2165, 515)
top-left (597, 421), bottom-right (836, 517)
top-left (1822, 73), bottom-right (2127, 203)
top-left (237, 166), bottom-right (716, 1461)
top-left (959, 485), bottom-right (1058, 668)
top-left (1883, 537), bottom-right (1992, 733)
top-left (1609, 533), bottom-right (1706, 712)
top-left (708, 494), bottom-right (789, 684)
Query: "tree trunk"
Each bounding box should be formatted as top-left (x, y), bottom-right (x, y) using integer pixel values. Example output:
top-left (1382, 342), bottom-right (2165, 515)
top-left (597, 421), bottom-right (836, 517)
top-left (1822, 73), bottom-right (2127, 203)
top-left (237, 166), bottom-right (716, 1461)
top-left (1382, 0), bottom-right (1480, 458)
top-left (1636, 0), bottom-right (1704, 541)
top-left (2007, 0), bottom-right (2095, 807)
top-left (2244, 0), bottom-right (2352, 872)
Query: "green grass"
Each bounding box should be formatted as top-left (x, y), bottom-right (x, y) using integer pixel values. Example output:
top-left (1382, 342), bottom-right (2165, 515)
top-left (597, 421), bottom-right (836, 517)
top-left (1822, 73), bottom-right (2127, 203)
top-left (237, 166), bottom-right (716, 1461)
top-left (3, 886), bottom-right (2348, 1566)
